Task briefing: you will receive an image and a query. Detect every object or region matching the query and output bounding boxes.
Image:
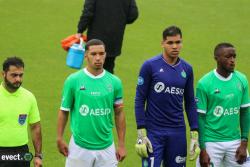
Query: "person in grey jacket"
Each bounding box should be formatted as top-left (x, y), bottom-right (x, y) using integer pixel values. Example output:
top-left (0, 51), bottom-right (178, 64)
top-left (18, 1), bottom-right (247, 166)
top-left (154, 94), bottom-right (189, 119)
top-left (76, 0), bottom-right (139, 74)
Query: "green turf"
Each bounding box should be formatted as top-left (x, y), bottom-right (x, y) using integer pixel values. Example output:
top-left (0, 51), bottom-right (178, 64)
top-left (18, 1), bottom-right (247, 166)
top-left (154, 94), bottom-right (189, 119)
top-left (0, 0), bottom-right (249, 166)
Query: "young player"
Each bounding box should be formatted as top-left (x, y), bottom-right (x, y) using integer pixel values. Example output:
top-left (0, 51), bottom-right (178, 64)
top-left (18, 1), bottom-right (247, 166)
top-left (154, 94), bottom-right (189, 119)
top-left (134, 26), bottom-right (199, 167)
top-left (196, 43), bottom-right (250, 167)
top-left (57, 39), bottom-right (126, 167)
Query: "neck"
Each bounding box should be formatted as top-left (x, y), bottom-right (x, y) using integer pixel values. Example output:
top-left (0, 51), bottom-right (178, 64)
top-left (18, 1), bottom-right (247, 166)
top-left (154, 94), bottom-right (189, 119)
top-left (3, 82), bottom-right (17, 93)
top-left (216, 68), bottom-right (231, 78)
top-left (86, 67), bottom-right (103, 76)
top-left (162, 54), bottom-right (178, 65)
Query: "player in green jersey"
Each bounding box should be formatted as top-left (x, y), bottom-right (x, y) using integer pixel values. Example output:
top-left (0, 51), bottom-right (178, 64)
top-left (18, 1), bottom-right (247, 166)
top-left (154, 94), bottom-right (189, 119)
top-left (57, 39), bottom-right (126, 167)
top-left (0, 57), bottom-right (42, 167)
top-left (196, 43), bottom-right (250, 167)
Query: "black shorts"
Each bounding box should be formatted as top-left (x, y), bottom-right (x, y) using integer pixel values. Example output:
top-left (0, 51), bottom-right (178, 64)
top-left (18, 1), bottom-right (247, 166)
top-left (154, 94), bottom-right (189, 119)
top-left (0, 144), bottom-right (30, 167)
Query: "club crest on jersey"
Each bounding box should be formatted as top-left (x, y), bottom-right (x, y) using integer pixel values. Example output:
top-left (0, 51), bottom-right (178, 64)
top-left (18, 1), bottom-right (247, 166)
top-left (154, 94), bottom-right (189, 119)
top-left (18, 114), bottom-right (27, 125)
top-left (107, 84), bottom-right (113, 92)
top-left (181, 70), bottom-right (186, 78)
top-left (138, 76), bottom-right (144, 85)
top-left (159, 68), bottom-right (164, 72)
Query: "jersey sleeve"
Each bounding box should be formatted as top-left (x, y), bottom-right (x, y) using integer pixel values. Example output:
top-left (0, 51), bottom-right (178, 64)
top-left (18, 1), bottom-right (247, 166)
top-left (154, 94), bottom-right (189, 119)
top-left (77, 0), bottom-right (96, 33)
top-left (241, 77), bottom-right (250, 108)
top-left (239, 76), bottom-right (250, 139)
top-left (196, 81), bottom-right (207, 114)
top-left (134, 61), bottom-right (152, 129)
top-left (28, 94), bottom-right (40, 124)
top-left (60, 77), bottom-right (74, 112)
top-left (114, 78), bottom-right (124, 108)
top-left (196, 80), bottom-right (208, 149)
top-left (184, 66), bottom-right (198, 130)
top-left (126, 0), bottom-right (139, 24)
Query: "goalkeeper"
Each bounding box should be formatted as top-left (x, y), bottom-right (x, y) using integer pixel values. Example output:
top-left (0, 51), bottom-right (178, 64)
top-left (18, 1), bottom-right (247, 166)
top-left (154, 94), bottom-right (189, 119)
top-left (134, 25), bottom-right (200, 167)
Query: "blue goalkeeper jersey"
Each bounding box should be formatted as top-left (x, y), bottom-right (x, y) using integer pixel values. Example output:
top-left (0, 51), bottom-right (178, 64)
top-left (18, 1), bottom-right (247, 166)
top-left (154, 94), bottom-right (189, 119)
top-left (135, 54), bottom-right (198, 130)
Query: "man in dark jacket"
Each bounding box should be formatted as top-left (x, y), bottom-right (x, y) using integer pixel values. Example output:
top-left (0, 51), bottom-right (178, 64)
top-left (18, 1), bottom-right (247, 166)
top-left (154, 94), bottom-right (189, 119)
top-left (76, 0), bottom-right (139, 74)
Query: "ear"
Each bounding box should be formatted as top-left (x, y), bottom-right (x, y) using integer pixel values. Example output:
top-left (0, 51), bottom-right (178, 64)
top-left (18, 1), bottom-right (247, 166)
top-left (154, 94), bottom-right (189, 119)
top-left (2, 71), bottom-right (5, 77)
top-left (84, 50), bottom-right (88, 58)
top-left (214, 56), bottom-right (217, 61)
top-left (161, 40), bottom-right (165, 48)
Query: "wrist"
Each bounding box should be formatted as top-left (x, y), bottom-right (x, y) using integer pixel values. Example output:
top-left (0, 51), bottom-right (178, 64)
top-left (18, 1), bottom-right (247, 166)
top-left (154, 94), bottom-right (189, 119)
top-left (137, 128), bottom-right (147, 138)
top-left (34, 153), bottom-right (43, 160)
top-left (57, 137), bottom-right (63, 142)
top-left (118, 141), bottom-right (125, 147)
top-left (241, 137), bottom-right (248, 142)
top-left (190, 131), bottom-right (198, 139)
top-left (199, 142), bottom-right (205, 149)
top-left (240, 140), bottom-right (248, 148)
top-left (200, 149), bottom-right (207, 157)
top-left (118, 144), bottom-right (125, 148)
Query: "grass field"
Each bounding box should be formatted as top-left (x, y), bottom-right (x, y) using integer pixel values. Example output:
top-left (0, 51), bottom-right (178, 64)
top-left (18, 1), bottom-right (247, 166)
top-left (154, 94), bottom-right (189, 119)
top-left (0, 0), bottom-right (250, 166)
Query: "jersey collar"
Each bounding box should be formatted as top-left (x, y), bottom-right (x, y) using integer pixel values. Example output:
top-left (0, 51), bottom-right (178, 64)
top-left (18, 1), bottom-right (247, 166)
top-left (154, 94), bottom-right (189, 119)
top-left (213, 69), bottom-right (233, 81)
top-left (83, 68), bottom-right (106, 79)
top-left (161, 55), bottom-right (181, 67)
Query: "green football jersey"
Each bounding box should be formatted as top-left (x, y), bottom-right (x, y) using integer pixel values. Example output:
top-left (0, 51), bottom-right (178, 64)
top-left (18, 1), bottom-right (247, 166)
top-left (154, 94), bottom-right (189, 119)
top-left (61, 68), bottom-right (123, 150)
top-left (196, 70), bottom-right (250, 142)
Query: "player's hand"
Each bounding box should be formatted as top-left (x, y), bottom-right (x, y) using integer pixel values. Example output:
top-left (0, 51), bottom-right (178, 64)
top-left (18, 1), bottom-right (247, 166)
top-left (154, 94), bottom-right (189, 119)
top-left (116, 145), bottom-right (127, 162)
top-left (75, 33), bottom-right (82, 39)
top-left (34, 157), bottom-right (42, 167)
top-left (135, 128), bottom-right (153, 158)
top-left (235, 140), bottom-right (248, 164)
top-left (189, 131), bottom-right (200, 161)
top-left (199, 149), bottom-right (210, 167)
top-left (57, 138), bottom-right (69, 157)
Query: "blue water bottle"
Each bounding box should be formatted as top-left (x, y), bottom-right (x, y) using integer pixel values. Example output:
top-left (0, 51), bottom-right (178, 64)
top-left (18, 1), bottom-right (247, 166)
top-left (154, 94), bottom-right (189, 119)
top-left (66, 38), bottom-right (85, 69)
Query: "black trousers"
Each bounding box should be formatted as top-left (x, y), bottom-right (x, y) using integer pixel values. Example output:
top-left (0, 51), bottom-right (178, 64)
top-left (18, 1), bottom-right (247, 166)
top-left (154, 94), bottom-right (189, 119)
top-left (103, 57), bottom-right (116, 74)
top-left (0, 145), bottom-right (30, 167)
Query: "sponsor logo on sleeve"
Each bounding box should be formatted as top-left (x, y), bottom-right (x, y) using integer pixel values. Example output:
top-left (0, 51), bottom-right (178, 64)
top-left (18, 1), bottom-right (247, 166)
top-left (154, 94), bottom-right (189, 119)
top-left (138, 76), bottom-right (144, 85)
